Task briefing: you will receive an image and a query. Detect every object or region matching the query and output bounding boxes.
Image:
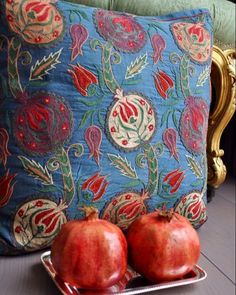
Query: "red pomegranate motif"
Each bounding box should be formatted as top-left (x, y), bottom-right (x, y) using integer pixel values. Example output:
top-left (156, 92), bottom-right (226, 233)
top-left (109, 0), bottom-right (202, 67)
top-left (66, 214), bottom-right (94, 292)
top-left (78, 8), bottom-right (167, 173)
top-left (13, 198), bottom-right (67, 250)
top-left (107, 89), bottom-right (156, 151)
top-left (102, 190), bottom-right (149, 230)
top-left (175, 191), bottom-right (207, 228)
top-left (6, 0), bottom-right (64, 45)
top-left (14, 92), bottom-right (73, 155)
top-left (171, 22), bottom-right (211, 63)
top-left (180, 96), bottom-right (209, 154)
top-left (94, 10), bottom-right (146, 52)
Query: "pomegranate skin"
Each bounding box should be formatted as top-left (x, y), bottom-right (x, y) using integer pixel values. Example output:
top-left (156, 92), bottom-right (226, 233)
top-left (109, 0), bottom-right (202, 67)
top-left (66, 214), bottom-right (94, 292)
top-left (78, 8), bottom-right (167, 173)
top-left (127, 210), bottom-right (200, 283)
top-left (51, 209), bottom-right (128, 289)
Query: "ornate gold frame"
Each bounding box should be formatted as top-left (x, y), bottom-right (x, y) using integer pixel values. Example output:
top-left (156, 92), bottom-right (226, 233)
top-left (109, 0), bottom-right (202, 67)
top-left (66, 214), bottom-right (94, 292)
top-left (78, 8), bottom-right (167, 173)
top-left (207, 45), bottom-right (236, 188)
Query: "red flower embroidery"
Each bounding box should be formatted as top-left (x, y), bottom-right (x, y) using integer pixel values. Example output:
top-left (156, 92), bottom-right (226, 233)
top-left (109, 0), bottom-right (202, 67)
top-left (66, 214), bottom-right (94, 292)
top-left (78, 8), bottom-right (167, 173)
top-left (18, 209), bottom-right (24, 217)
top-left (36, 200), bottom-right (44, 207)
top-left (118, 100), bottom-right (138, 123)
top-left (171, 22), bottom-right (211, 63)
top-left (68, 64), bottom-right (98, 96)
top-left (15, 226), bottom-right (23, 234)
top-left (95, 10), bottom-right (146, 52)
top-left (0, 170), bottom-right (17, 207)
top-left (82, 172), bottom-right (109, 202)
top-left (163, 168), bottom-right (185, 194)
top-left (154, 70), bottom-right (174, 99)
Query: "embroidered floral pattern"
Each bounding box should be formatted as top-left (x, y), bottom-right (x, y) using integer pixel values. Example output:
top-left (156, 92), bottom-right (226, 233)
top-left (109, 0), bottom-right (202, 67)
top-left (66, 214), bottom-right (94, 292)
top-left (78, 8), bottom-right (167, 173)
top-left (107, 90), bottom-right (156, 151)
top-left (0, 2), bottom-right (213, 254)
top-left (102, 190), bottom-right (149, 231)
top-left (171, 22), bottom-right (211, 63)
top-left (82, 172), bottom-right (109, 202)
top-left (175, 191), bottom-right (207, 228)
top-left (14, 92), bottom-right (73, 155)
top-left (180, 96), bottom-right (209, 154)
top-left (13, 198), bottom-right (67, 250)
top-left (68, 63), bottom-right (98, 96)
top-left (94, 9), bottom-right (147, 52)
top-left (6, 0), bottom-right (64, 45)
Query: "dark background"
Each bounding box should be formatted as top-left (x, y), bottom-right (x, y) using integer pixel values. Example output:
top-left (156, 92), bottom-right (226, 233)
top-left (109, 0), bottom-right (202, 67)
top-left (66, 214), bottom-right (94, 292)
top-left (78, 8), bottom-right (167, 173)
top-left (221, 112), bottom-right (236, 178)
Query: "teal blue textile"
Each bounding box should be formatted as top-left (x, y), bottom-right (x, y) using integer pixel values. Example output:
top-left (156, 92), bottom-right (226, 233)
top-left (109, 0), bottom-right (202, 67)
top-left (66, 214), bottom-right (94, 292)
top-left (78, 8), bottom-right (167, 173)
top-left (0, 0), bottom-right (212, 254)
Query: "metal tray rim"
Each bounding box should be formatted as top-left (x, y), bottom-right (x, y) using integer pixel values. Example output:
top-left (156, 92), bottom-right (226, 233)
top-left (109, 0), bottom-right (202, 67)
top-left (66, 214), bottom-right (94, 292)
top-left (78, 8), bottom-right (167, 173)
top-left (41, 251), bottom-right (207, 295)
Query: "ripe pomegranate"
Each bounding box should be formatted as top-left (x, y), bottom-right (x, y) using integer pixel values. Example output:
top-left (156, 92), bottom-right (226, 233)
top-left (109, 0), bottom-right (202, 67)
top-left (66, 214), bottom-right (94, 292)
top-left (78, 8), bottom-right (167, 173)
top-left (51, 207), bottom-right (127, 289)
top-left (127, 208), bottom-right (200, 282)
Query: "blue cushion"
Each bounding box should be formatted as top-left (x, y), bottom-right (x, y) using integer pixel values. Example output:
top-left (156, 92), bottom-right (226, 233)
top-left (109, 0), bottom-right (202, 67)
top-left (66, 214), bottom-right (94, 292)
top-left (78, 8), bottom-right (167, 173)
top-left (0, 0), bottom-right (212, 254)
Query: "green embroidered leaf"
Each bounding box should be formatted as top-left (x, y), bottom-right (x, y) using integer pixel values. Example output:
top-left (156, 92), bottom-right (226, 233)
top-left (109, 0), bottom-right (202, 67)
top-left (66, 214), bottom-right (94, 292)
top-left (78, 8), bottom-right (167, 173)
top-left (172, 110), bottom-right (179, 129)
top-left (78, 110), bottom-right (94, 128)
top-left (18, 156), bottom-right (53, 185)
top-left (125, 52), bottom-right (148, 80)
top-left (160, 109), bottom-right (172, 128)
top-left (39, 185), bottom-right (58, 193)
top-left (108, 153), bottom-right (137, 179)
top-left (135, 153), bottom-right (146, 168)
top-left (77, 9), bottom-right (89, 21)
top-left (123, 77), bottom-right (142, 85)
top-left (186, 155), bottom-right (202, 178)
top-left (196, 66), bottom-right (210, 87)
top-left (29, 48), bottom-right (63, 81)
top-left (97, 109), bottom-right (105, 128)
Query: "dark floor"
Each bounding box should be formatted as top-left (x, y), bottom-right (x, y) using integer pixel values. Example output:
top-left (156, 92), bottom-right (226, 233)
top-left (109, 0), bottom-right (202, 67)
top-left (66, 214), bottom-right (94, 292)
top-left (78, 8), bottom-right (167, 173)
top-left (0, 178), bottom-right (235, 295)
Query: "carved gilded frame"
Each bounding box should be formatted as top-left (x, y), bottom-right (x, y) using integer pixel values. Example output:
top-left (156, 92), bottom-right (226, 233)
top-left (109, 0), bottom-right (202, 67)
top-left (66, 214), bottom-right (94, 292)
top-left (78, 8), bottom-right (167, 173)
top-left (207, 45), bottom-right (236, 188)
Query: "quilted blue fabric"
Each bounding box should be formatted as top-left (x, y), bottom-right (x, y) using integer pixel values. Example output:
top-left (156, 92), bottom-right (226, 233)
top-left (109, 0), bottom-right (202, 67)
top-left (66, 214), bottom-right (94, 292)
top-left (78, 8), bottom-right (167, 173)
top-left (0, 0), bottom-right (213, 254)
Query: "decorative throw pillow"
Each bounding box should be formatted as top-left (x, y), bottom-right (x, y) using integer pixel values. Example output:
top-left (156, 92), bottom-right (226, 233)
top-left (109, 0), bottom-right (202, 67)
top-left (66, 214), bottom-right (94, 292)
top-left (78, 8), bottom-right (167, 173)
top-left (0, 0), bottom-right (213, 255)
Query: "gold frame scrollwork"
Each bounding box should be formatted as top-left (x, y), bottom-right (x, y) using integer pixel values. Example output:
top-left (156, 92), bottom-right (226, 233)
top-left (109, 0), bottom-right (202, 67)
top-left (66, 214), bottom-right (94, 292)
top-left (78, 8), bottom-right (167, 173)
top-left (207, 45), bottom-right (236, 188)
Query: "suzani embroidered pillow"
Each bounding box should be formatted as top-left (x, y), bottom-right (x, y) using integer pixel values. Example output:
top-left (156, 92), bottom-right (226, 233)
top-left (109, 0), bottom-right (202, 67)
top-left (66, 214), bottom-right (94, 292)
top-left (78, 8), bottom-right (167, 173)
top-left (0, 0), bottom-right (213, 255)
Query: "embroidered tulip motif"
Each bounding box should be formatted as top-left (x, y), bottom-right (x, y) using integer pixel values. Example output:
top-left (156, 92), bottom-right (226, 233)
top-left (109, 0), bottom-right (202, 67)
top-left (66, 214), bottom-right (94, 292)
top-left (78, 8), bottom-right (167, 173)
top-left (0, 170), bottom-right (17, 207)
top-left (175, 191), bottom-right (207, 228)
top-left (151, 33), bottom-right (166, 64)
top-left (102, 190), bottom-right (149, 230)
top-left (163, 128), bottom-right (179, 161)
top-left (70, 24), bottom-right (88, 61)
top-left (84, 125), bottom-right (102, 166)
top-left (180, 96), bottom-right (209, 154)
top-left (82, 172), bottom-right (109, 202)
top-left (68, 63), bottom-right (98, 96)
top-left (13, 199), bottom-right (67, 249)
top-left (154, 70), bottom-right (174, 99)
top-left (163, 168), bottom-right (185, 194)
top-left (0, 128), bottom-right (11, 168)
top-left (6, 0), bottom-right (64, 45)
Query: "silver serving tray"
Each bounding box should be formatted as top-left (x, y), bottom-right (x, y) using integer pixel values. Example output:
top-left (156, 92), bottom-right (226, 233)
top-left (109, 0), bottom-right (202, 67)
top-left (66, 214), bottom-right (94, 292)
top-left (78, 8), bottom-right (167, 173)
top-left (41, 251), bottom-right (207, 295)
